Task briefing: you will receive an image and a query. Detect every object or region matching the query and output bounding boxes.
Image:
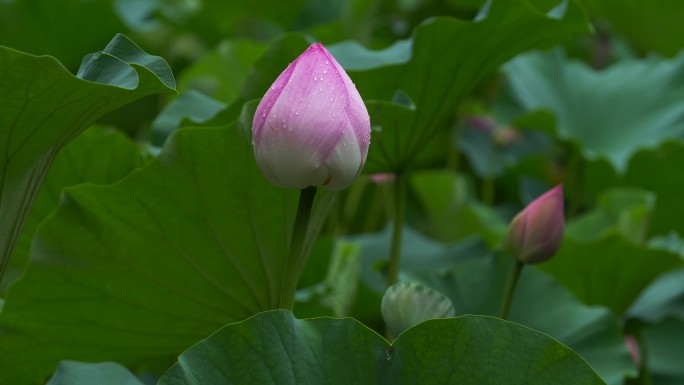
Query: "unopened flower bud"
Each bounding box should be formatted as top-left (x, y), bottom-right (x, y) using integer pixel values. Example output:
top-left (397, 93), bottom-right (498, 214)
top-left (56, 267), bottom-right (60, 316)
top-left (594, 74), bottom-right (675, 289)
top-left (252, 43), bottom-right (371, 191)
top-left (506, 185), bottom-right (565, 264)
top-left (381, 281), bottom-right (455, 337)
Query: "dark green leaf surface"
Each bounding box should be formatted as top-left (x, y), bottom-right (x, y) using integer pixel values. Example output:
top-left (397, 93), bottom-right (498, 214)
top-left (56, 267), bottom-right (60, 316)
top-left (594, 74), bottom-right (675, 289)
top-left (46, 361), bottom-right (144, 385)
top-left (158, 310), bottom-right (605, 385)
top-left (0, 125), bottom-right (297, 384)
top-left (2, 126), bottom-right (148, 292)
top-left (0, 34), bottom-right (175, 285)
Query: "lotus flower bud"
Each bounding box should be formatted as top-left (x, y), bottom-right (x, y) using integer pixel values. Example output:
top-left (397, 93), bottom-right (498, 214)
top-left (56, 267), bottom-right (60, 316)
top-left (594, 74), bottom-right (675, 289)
top-left (252, 43), bottom-right (371, 191)
top-left (506, 185), bottom-right (565, 264)
top-left (381, 281), bottom-right (455, 338)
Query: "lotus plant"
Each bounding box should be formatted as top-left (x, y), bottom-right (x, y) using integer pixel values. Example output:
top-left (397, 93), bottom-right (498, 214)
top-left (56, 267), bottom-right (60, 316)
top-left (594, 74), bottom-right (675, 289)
top-left (252, 43), bottom-right (371, 310)
top-left (500, 185), bottom-right (565, 320)
top-left (252, 43), bottom-right (371, 191)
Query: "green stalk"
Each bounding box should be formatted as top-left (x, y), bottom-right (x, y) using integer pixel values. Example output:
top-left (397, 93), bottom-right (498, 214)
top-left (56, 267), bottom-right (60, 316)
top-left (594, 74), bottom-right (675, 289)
top-left (499, 260), bottom-right (524, 320)
top-left (387, 173), bottom-right (406, 286)
top-left (279, 186), bottom-right (317, 310)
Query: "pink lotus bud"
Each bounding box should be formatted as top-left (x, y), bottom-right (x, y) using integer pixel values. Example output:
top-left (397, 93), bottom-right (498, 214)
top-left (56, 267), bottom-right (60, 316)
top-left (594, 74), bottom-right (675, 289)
top-left (506, 185), bottom-right (565, 264)
top-left (252, 43), bottom-right (371, 191)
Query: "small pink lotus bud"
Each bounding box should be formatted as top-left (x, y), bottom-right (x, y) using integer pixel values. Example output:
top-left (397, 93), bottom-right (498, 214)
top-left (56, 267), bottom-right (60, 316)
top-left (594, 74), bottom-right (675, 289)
top-left (252, 43), bottom-right (371, 191)
top-left (506, 185), bottom-right (564, 264)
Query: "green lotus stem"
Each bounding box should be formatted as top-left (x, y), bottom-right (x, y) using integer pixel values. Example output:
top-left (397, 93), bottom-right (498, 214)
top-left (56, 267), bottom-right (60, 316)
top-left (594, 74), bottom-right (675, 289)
top-left (387, 173), bottom-right (405, 286)
top-left (499, 260), bottom-right (524, 320)
top-left (279, 186), bottom-right (317, 311)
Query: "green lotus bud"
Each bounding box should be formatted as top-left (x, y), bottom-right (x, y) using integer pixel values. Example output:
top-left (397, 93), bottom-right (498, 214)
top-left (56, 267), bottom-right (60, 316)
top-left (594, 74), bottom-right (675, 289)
top-left (381, 281), bottom-right (455, 338)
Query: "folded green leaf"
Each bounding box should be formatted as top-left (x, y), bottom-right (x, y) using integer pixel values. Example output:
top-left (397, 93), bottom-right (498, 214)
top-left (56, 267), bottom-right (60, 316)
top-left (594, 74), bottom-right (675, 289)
top-left (0, 33), bottom-right (175, 284)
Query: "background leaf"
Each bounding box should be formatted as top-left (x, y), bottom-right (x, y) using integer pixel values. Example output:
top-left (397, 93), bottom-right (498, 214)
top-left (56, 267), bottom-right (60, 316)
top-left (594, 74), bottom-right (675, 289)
top-left (504, 49), bottom-right (684, 173)
top-left (353, 0), bottom-right (589, 173)
top-left (582, 0), bottom-right (684, 57)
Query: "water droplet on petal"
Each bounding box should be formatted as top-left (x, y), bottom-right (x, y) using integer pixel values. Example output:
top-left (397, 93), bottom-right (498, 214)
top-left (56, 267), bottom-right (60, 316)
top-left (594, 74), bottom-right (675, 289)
top-left (325, 60), bottom-right (329, 65)
top-left (323, 70), bottom-right (327, 74)
top-left (295, 111), bottom-right (300, 115)
top-left (314, 76), bottom-right (318, 81)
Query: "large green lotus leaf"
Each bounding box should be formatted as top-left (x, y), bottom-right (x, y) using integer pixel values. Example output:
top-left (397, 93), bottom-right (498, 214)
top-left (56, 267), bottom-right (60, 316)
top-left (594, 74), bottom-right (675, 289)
top-left (158, 310), bottom-right (605, 385)
top-left (0, 124), bottom-right (338, 384)
top-left (350, 0), bottom-right (588, 173)
top-left (504, 49), bottom-right (684, 173)
top-left (582, 0), bottom-right (684, 57)
top-left (46, 361), bottom-right (144, 385)
top-left (2, 126), bottom-right (148, 293)
top-left (0, 0), bottom-right (127, 70)
top-left (539, 234), bottom-right (682, 316)
top-left (410, 252), bottom-right (635, 385)
top-left (0, 33), bottom-right (175, 285)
